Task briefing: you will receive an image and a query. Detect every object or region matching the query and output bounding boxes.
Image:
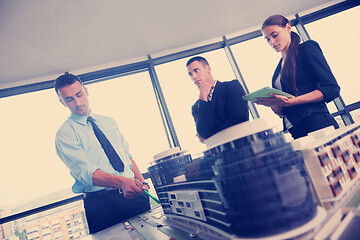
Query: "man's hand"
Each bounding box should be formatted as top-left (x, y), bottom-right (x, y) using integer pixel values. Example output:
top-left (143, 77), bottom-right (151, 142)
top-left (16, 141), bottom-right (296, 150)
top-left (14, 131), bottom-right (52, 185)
top-left (118, 177), bottom-right (144, 198)
top-left (198, 82), bottom-right (214, 101)
top-left (142, 182), bottom-right (150, 191)
top-left (92, 169), bottom-right (144, 198)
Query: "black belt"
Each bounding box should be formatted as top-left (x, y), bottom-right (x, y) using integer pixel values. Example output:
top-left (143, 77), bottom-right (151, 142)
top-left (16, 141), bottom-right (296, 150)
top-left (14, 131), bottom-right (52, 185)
top-left (83, 188), bottom-right (123, 198)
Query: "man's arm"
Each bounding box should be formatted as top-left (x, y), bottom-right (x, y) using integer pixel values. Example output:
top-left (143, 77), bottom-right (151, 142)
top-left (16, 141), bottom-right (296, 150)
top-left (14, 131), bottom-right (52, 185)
top-left (92, 169), bottom-right (144, 198)
top-left (129, 157), bottom-right (149, 190)
top-left (191, 80), bottom-right (218, 139)
top-left (57, 120), bottom-right (146, 198)
top-left (192, 100), bottom-right (214, 139)
top-left (56, 126), bottom-right (100, 189)
top-left (130, 157), bottom-right (144, 182)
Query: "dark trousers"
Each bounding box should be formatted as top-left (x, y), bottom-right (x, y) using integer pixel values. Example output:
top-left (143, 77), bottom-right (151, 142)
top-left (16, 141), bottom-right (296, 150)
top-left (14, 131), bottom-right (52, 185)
top-left (83, 190), bottom-right (150, 234)
top-left (289, 112), bottom-right (339, 139)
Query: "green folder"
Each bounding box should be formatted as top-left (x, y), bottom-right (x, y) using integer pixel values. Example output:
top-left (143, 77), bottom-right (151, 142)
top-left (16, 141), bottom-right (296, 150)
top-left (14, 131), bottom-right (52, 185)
top-left (242, 87), bottom-right (294, 102)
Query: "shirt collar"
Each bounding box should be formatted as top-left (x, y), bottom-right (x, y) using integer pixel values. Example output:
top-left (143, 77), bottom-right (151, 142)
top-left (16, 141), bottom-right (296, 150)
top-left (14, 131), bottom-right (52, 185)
top-left (70, 112), bottom-right (95, 126)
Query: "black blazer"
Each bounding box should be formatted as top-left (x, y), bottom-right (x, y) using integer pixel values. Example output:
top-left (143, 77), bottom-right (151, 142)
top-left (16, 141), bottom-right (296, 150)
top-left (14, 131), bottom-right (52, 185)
top-left (272, 40), bottom-right (340, 128)
top-left (192, 80), bottom-right (249, 139)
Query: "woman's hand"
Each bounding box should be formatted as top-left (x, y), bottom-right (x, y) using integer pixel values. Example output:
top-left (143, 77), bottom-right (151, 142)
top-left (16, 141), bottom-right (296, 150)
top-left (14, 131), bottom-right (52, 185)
top-left (255, 90), bottom-right (324, 108)
top-left (255, 94), bottom-right (293, 107)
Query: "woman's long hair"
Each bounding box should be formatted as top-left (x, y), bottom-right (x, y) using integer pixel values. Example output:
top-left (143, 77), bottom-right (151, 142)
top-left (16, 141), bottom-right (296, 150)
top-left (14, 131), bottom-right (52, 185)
top-left (262, 15), bottom-right (301, 95)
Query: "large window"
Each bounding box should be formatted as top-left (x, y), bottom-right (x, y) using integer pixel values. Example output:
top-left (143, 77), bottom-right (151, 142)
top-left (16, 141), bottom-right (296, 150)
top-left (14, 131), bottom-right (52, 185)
top-left (0, 89), bottom-right (74, 209)
top-left (305, 6), bottom-right (360, 106)
top-left (0, 71), bottom-right (169, 215)
top-left (231, 36), bottom-right (283, 130)
top-left (86, 72), bottom-right (169, 171)
top-left (1, 2), bottom-right (360, 228)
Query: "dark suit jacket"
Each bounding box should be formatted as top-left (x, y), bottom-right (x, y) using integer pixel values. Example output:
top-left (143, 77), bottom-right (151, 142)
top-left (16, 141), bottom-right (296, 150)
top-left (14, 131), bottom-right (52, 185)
top-left (272, 40), bottom-right (340, 129)
top-left (192, 80), bottom-right (249, 139)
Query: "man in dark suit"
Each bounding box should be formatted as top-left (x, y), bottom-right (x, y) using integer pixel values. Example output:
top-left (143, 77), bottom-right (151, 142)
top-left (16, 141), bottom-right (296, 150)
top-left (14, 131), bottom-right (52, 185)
top-left (187, 56), bottom-right (249, 142)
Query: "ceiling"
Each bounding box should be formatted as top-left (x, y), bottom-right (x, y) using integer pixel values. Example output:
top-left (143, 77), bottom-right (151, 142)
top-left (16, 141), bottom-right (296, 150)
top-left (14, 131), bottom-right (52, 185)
top-left (0, 0), bottom-right (341, 90)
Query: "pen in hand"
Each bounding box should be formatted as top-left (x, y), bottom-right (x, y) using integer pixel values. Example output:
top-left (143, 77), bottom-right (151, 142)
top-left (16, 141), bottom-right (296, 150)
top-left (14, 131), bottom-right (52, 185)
top-left (143, 189), bottom-right (160, 204)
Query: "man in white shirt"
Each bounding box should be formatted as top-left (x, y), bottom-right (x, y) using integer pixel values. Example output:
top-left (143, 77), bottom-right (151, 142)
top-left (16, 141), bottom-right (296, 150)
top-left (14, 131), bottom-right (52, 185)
top-left (55, 73), bottom-right (150, 233)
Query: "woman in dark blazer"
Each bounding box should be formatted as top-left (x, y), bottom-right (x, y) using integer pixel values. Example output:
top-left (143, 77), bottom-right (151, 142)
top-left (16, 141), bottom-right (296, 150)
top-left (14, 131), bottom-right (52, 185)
top-left (256, 14), bottom-right (340, 139)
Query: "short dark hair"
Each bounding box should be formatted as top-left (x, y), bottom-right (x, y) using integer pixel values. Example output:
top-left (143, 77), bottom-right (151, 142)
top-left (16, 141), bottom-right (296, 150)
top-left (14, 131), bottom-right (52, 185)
top-left (54, 72), bottom-right (83, 95)
top-left (186, 56), bottom-right (209, 67)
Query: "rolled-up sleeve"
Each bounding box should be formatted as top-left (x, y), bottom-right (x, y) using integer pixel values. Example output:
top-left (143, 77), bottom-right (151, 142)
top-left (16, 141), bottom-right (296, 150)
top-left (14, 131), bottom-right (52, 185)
top-left (302, 41), bottom-right (340, 102)
top-left (55, 126), bottom-right (99, 192)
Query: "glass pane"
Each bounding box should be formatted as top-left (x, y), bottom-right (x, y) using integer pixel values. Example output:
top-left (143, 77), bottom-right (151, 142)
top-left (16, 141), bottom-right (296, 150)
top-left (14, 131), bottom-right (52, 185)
top-left (10, 201), bottom-right (89, 239)
top-left (305, 6), bottom-right (360, 105)
top-left (156, 49), bottom-right (237, 155)
top-left (231, 36), bottom-right (283, 130)
top-left (0, 89), bottom-right (76, 212)
top-left (351, 109), bottom-right (360, 123)
top-left (87, 72), bottom-right (167, 208)
top-left (86, 72), bottom-right (170, 171)
top-left (327, 100), bottom-right (337, 114)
